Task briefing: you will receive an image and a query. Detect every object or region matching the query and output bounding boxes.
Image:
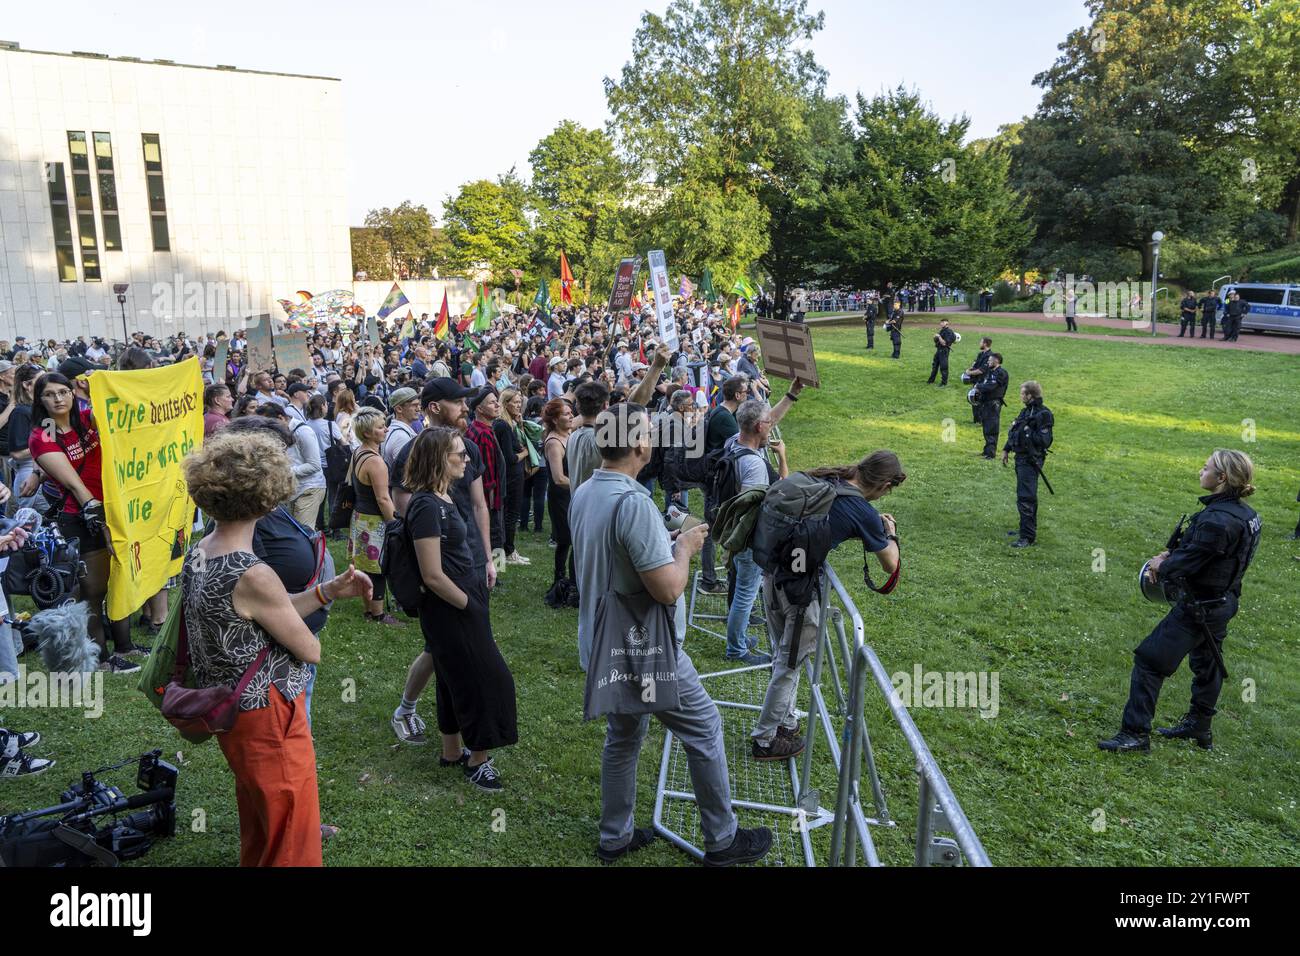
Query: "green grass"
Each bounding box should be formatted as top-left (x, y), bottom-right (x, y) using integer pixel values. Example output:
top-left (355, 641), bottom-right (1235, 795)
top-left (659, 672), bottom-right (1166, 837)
top-left (4, 326), bottom-right (1298, 867)
top-left (804, 311), bottom-right (1163, 337)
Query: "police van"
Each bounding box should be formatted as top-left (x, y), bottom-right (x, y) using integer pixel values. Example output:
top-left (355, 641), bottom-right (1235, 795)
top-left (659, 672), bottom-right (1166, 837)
top-left (1219, 283), bottom-right (1300, 334)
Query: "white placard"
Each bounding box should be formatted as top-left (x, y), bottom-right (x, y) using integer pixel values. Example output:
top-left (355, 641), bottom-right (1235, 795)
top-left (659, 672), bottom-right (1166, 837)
top-left (647, 250), bottom-right (679, 351)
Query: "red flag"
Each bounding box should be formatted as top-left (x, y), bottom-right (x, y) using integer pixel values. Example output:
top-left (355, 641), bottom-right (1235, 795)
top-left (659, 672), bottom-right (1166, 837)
top-left (622, 313), bottom-right (631, 331)
top-left (639, 339), bottom-right (646, 364)
top-left (559, 252), bottom-right (575, 305)
top-left (730, 299), bottom-right (741, 330)
top-left (434, 291), bottom-right (450, 339)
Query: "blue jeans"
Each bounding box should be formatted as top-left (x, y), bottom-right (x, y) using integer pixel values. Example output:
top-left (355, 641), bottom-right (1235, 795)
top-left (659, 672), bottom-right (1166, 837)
top-left (304, 663), bottom-right (316, 729)
top-left (0, 619), bottom-right (18, 684)
top-left (724, 548), bottom-right (762, 659)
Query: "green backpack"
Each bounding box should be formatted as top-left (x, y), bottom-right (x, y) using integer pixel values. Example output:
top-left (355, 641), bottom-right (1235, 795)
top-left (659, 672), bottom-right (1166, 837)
top-left (137, 595), bottom-right (195, 712)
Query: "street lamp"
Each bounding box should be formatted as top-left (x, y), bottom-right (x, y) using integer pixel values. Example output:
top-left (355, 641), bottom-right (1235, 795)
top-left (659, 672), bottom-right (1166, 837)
top-left (113, 283), bottom-right (129, 344)
top-left (1149, 231), bottom-right (1164, 336)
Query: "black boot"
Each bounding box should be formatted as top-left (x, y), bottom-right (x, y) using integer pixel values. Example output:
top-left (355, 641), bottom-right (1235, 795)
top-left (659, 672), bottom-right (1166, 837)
top-left (1155, 712), bottom-right (1212, 749)
top-left (1098, 730), bottom-right (1150, 752)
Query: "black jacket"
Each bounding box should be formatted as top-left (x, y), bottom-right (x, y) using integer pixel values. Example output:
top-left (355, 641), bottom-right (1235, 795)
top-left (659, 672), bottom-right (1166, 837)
top-left (934, 327), bottom-right (957, 351)
top-left (974, 365), bottom-right (1008, 405)
top-left (1004, 399), bottom-right (1053, 458)
top-left (1161, 492), bottom-right (1261, 600)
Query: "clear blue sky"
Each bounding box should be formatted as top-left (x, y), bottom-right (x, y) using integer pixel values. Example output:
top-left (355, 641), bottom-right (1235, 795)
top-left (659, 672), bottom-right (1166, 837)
top-left (5, 0), bottom-right (1090, 225)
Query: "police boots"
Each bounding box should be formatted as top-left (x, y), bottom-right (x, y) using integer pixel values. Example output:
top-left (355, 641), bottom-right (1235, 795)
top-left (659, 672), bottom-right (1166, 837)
top-left (1156, 713), bottom-right (1213, 749)
top-left (1097, 731), bottom-right (1150, 753)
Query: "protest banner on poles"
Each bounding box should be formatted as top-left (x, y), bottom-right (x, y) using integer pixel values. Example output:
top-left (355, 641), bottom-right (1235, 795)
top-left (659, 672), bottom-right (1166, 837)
top-left (89, 357), bottom-right (204, 619)
top-left (647, 250), bottom-right (679, 351)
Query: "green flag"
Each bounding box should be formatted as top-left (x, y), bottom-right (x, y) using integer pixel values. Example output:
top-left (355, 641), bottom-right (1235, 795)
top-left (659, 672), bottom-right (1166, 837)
top-left (534, 279), bottom-right (552, 317)
top-left (701, 266), bottom-right (717, 304)
top-left (472, 284), bottom-right (496, 333)
top-left (731, 275), bottom-right (756, 301)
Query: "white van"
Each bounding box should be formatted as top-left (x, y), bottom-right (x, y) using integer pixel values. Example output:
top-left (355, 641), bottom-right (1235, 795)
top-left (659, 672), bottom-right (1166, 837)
top-left (1219, 283), bottom-right (1300, 334)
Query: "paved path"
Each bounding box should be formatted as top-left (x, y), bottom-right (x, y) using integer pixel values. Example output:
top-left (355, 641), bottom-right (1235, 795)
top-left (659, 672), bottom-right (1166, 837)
top-left (799, 308), bottom-right (1300, 354)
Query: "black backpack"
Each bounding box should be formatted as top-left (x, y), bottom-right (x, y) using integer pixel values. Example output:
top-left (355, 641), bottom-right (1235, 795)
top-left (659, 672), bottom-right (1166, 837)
top-left (381, 493), bottom-right (429, 617)
top-left (664, 406), bottom-right (721, 489)
top-left (707, 443), bottom-right (772, 518)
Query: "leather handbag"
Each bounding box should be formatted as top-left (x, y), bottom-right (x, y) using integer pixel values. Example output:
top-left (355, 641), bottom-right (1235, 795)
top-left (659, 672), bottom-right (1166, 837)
top-left (161, 612), bottom-right (269, 744)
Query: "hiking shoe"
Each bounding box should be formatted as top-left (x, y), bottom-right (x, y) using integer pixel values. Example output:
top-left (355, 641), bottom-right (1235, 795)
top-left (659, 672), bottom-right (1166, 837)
top-left (391, 711), bottom-right (428, 745)
top-left (776, 724), bottom-right (802, 741)
top-left (440, 748), bottom-right (471, 768)
top-left (368, 612), bottom-right (406, 627)
top-left (1155, 713), bottom-right (1213, 749)
top-left (1097, 731), bottom-right (1150, 753)
top-left (699, 579), bottom-right (727, 595)
top-left (596, 827), bottom-right (657, 864)
top-left (123, 644), bottom-right (152, 659)
top-left (100, 654), bottom-right (141, 674)
top-left (725, 650), bottom-right (772, 666)
top-left (752, 733), bottom-right (805, 761)
top-left (1, 751), bottom-right (54, 780)
top-left (464, 758), bottom-right (503, 792)
top-left (703, 827), bottom-right (773, 867)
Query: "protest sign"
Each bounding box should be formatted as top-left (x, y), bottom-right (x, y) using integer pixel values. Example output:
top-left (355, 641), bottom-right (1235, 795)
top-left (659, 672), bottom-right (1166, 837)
top-left (647, 250), bottom-right (679, 351)
top-left (366, 315), bottom-right (380, 344)
top-left (608, 257), bottom-right (641, 313)
top-left (212, 337), bottom-right (228, 379)
top-left (243, 315), bottom-right (275, 374)
top-left (89, 357), bottom-right (204, 619)
top-left (275, 330), bottom-right (314, 375)
top-left (754, 317), bottom-right (820, 388)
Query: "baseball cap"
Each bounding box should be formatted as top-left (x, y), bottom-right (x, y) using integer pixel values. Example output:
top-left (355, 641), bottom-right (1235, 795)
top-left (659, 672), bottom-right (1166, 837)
top-left (0, 360), bottom-right (13, 374)
top-left (286, 382), bottom-right (313, 398)
top-left (58, 356), bottom-right (103, 379)
top-left (548, 355), bottom-right (565, 368)
top-left (389, 386), bottom-right (419, 408)
top-left (420, 378), bottom-right (477, 405)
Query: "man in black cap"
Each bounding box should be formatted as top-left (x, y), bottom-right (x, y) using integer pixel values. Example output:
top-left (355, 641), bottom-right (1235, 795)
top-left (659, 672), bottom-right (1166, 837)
top-left (285, 382), bottom-right (313, 424)
top-left (389, 379), bottom-right (496, 750)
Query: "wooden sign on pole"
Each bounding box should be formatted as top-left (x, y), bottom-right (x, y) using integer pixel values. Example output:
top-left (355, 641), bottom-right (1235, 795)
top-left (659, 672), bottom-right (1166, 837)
top-left (754, 317), bottom-right (820, 388)
top-left (275, 331), bottom-right (314, 376)
top-left (243, 315), bottom-right (276, 375)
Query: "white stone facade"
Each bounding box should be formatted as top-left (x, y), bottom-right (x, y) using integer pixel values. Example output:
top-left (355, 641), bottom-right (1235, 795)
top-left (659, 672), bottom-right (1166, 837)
top-left (0, 45), bottom-right (351, 341)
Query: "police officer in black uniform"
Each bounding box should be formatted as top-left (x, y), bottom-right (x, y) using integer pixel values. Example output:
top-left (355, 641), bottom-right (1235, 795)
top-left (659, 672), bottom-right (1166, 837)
top-left (1001, 380), bottom-right (1053, 547)
top-left (927, 319), bottom-right (957, 385)
top-left (864, 295), bottom-right (878, 349)
top-left (973, 352), bottom-right (1007, 458)
top-left (1196, 289), bottom-right (1221, 339)
top-left (964, 336), bottom-right (994, 423)
top-left (1222, 292), bottom-right (1249, 342)
top-left (1177, 291), bottom-right (1199, 337)
top-left (1099, 450), bottom-right (1261, 752)
top-left (886, 309), bottom-right (903, 359)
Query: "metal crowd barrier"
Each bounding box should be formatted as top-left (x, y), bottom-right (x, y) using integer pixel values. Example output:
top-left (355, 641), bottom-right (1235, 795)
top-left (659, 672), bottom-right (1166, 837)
top-left (656, 564), bottom-right (990, 867)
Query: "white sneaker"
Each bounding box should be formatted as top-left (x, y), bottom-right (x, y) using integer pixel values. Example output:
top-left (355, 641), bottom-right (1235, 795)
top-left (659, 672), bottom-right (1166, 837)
top-left (506, 552), bottom-right (531, 565)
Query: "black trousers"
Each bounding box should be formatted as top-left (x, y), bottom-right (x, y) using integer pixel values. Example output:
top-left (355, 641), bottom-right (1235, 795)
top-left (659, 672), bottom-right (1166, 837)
top-left (1223, 316), bottom-right (1240, 341)
top-left (548, 486), bottom-right (573, 584)
top-left (1200, 314), bottom-right (1216, 338)
top-left (890, 333), bottom-right (901, 358)
top-left (502, 464), bottom-right (524, 555)
top-left (928, 350), bottom-right (949, 383)
top-left (1065, 315), bottom-right (1078, 332)
top-left (418, 575), bottom-right (518, 751)
top-left (1179, 314), bottom-right (1197, 336)
top-left (519, 466), bottom-right (548, 531)
top-left (1014, 457), bottom-right (1039, 542)
top-left (979, 403), bottom-right (1001, 456)
top-left (1121, 595), bottom-right (1236, 734)
top-left (865, 319), bottom-right (875, 348)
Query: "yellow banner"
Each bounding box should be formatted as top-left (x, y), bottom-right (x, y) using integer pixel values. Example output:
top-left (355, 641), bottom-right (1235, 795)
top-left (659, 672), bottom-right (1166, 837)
top-left (89, 357), bottom-right (204, 619)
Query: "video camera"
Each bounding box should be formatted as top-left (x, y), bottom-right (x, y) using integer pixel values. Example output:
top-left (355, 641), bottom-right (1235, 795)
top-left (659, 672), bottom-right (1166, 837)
top-left (0, 750), bottom-right (178, 867)
top-left (0, 510), bottom-right (85, 609)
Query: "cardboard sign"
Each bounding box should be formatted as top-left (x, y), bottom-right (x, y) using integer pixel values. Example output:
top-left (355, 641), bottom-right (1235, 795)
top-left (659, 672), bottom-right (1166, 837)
top-left (90, 358), bottom-right (204, 619)
top-left (647, 250), bottom-right (679, 351)
top-left (754, 317), bottom-right (820, 388)
top-left (275, 331), bottom-right (314, 376)
top-left (366, 315), bottom-right (380, 344)
top-left (243, 314), bottom-right (276, 375)
top-left (608, 257), bottom-right (641, 313)
top-left (211, 337), bottom-right (228, 382)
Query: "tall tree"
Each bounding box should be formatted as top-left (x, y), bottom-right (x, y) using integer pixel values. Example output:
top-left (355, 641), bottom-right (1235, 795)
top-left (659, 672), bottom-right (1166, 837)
top-left (527, 121), bottom-right (628, 285)
top-left (350, 227), bottom-right (391, 280)
top-left (362, 201), bottom-right (447, 278)
top-left (604, 0), bottom-right (828, 281)
top-left (442, 175), bottom-right (531, 285)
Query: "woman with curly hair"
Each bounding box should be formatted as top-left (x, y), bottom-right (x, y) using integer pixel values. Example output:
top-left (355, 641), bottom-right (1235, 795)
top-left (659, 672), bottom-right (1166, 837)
top-left (181, 430), bottom-right (370, 866)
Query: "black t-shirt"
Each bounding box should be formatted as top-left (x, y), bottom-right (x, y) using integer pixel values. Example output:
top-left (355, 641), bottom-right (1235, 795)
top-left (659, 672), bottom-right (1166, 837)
top-left (492, 418), bottom-right (522, 475)
top-left (393, 436), bottom-right (486, 568)
top-left (406, 491), bottom-right (473, 582)
top-left (253, 507), bottom-right (328, 633)
top-left (8, 403), bottom-right (33, 454)
top-left (524, 395), bottom-right (546, 421)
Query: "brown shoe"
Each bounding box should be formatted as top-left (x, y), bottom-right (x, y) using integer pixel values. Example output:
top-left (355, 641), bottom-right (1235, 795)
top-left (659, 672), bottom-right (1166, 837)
top-left (752, 734), bottom-right (805, 761)
top-left (776, 724), bottom-right (802, 740)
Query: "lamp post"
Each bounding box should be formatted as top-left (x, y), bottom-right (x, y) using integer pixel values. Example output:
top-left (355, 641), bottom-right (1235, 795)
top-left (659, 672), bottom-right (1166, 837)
top-left (113, 283), bottom-right (129, 345)
top-left (1149, 231), bottom-right (1164, 336)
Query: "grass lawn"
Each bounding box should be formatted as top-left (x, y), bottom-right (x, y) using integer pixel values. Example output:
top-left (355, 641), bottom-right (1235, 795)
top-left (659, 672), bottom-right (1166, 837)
top-left (800, 311), bottom-right (1163, 337)
top-left (3, 326), bottom-right (1297, 867)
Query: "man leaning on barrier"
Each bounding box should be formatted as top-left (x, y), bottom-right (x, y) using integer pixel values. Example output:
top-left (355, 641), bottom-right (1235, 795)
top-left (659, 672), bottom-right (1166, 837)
top-left (569, 403), bottom-right (773, 867)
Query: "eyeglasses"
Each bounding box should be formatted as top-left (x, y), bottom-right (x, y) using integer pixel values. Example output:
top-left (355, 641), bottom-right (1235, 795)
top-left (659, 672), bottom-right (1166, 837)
top-left (451, 450), bottom-right (471, 460)
top-left (44, 389), bottom-right (74, 401)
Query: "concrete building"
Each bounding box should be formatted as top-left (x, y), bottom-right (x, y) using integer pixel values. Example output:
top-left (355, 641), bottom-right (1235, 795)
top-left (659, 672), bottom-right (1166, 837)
top-left (0, 42), bottom-right (351, 341)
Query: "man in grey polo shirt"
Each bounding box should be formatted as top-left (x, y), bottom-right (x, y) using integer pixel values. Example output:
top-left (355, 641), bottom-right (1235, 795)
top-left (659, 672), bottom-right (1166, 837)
top-left (570, 402), bottom-right (772, 866)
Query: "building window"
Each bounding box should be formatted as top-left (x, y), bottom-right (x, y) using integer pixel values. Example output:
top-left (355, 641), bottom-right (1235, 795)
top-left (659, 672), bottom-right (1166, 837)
top-left (45, 162), bottom-right (78, 282)
top-left (67, 132), bottom-right (101, 280)
top-left (142, 133), bottom-right (170, 252)
top-left (92, 132), bottom-right (122, 251)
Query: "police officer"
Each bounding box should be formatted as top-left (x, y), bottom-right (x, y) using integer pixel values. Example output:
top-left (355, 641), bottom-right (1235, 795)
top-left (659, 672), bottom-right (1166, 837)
top-left (1177, 290), bottom-right (1198, 337)
top-left (965, 336), bottom-right (993, 423)
top-left (886, 310), bottom-right (903, 359)
top-left (1222, 292), bottom-right (1249, 342)
top-left (1197, 288), bottom-right (1221, 339)
top-left (973, 352), bottom-right (1007, 458)
top-left (927, 319), bottom-right (957, 385)
top-left (864, 295), bottom-right (878, 349)
top-left (1099, 450), bottom-right (1261, 752)
top-left (1001, 381), bottom-right (1053, 547)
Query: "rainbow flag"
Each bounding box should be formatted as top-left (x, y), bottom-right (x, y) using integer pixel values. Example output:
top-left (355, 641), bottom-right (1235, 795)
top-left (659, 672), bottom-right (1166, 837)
top-left (376, 282), bottom-right (409, 320)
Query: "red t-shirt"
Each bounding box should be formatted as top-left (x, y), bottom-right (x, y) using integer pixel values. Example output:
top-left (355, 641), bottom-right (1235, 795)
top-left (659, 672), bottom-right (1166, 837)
top-left (28, 407), bottom-right (103, 513)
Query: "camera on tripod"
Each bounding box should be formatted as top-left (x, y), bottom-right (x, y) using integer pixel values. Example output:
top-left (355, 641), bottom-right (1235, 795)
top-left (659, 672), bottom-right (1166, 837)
top-left (0, 750), bottom-right (178, 867)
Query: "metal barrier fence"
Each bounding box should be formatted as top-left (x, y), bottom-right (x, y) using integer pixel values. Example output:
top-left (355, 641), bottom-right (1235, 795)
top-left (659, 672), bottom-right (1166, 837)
top-left (656, 564), bottom-right (990, 866)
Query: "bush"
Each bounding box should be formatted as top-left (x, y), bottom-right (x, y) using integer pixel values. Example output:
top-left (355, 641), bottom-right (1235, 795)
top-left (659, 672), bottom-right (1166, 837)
top-left (1180, 242), bottom-right (1300, 291)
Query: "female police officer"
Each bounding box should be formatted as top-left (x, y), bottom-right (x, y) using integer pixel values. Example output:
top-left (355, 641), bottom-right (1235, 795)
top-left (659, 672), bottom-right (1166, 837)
top-left (1099, 450), bottom-right (1261, 753)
